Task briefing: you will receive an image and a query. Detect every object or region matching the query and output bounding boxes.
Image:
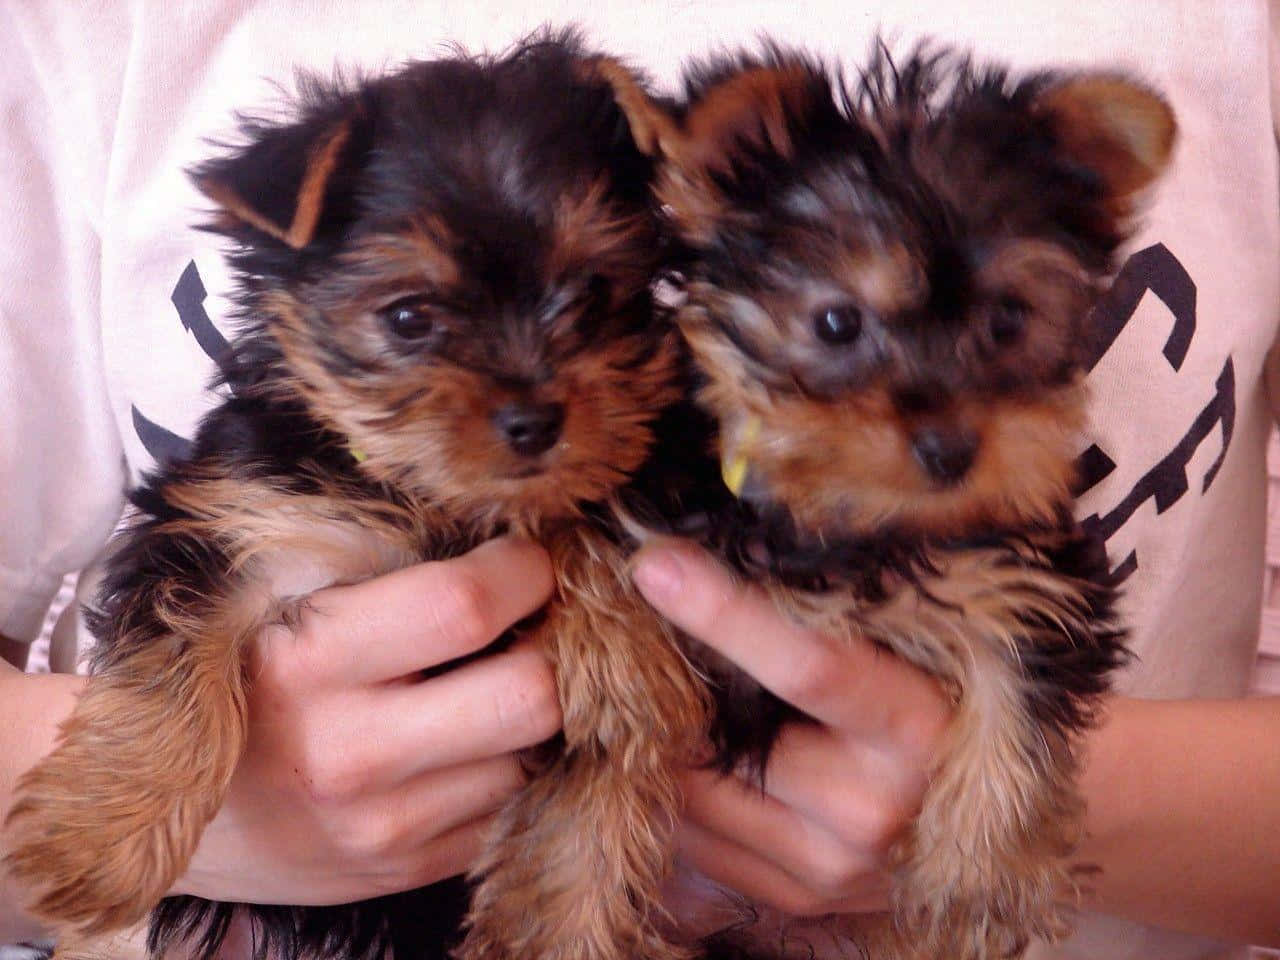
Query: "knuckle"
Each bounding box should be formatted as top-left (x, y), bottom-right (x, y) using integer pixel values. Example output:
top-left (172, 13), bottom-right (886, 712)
top-left (288, 596), bottom-right (333, 652)
top-left (808, 846), bottom-right (862, 900)
top-left (776, 644), bottom-right (840, 706)
top-left (496, 660), bottom-right (562, 744)
top-left (434, 570), bottom-right (494, 649)
top-left (858, 796), bottom-right (910, 852)
top-left (264, 603), bottom-right (338, 692)
top-left (844, 772), bottom-right (919, 852)
top-left (253, 623), bottom-right (310, 691)
top-left (342, 809), bottom-right (402, 861)
top-left (299, 752), bottom-right (365, 808)
top-left (888, 690), bottom-right (952, 762)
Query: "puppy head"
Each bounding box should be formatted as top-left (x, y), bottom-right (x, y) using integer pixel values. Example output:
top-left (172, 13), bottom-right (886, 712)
top-left (193, 34), bottom-right (680, 531)
top-left (657, 46), bottom-right (1175, 540)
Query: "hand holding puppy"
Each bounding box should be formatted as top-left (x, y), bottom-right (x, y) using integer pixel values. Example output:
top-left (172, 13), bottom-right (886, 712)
top-left (176, 537), bottom-right (562, 907)
top-left (634, 539), bottom-right (951, 921)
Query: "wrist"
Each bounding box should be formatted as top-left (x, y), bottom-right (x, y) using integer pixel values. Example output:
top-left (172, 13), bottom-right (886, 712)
top-left (0, 663), bottom-right (83, 942)
top-left (1075, 695), bottom-right (1280, 945)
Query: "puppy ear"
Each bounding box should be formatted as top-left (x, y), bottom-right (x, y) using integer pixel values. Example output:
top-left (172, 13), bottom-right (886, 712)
top-left (1034, 75), bottom-right (1176, 199)
top-left (672, 63), bottom-right (827, 176)
top-left (652, 60), bottom-right (832, 245)
top-left (581, 56), bottom-right (680, 159)
top-left (191, 95), bottom-right (366, 251)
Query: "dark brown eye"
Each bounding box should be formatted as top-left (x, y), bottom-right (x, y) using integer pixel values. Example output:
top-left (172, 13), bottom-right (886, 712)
top-left (813, 303), bottom-right (863, 344)
top-left (379, 297), bottom-right (436, 341)
top-left (990, 297), bottom-right (1029, 345)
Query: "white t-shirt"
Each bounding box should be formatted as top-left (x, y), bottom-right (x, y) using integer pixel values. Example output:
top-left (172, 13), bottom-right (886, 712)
top-left (2, 3), bottom-right (1277, 959)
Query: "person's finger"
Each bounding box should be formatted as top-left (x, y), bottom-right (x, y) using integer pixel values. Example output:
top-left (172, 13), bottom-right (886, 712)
top-left (682, 767), bottom-right (879, 903)
top-left (278, 537), bottom-right (554, 685)
top-left (370, 754), bottom-right (526, 847)
top-left (677, 821), bottom-right (886, 918)
top-left (749, 724), bottom-right (921, 856)
top-left (633, 538), bottom-right (947, 745)
top-left (368, 643), bottom-right (562, 778)
top-left (248, 817), bottom-right (497, 907)
top-left (394, 815), bottom-right (495, 894)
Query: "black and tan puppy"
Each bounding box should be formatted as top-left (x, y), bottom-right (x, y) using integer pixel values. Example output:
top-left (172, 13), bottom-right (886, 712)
top-left (645, 46), bottom-right (1175, 959)
top-left (5, 34), bottom-right (712, 960)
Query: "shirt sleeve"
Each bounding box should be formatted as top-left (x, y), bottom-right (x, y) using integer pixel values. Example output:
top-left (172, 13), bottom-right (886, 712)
top-left (0, 3), bottom-right (129, 643)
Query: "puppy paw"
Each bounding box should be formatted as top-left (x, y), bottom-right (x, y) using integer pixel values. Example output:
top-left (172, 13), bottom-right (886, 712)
top-left (4, 678), bottom-right (243, 938)
top-left (890, 755), bottom-right (1081, 960)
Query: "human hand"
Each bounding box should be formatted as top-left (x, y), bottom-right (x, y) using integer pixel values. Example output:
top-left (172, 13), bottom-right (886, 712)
top-left (632, 538), bottom-right (952, 922)
top-left (174, 536), bottom-right (562, 905)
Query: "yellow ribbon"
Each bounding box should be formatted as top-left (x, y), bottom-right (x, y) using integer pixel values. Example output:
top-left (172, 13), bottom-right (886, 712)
top-left (720, 416), bottom-right (761, 497)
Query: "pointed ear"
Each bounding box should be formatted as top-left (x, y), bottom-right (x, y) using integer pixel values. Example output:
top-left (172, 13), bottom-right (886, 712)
top-left (646, 61), bottom-right (831, 246)
top-left (191, 100), bottom-right (365, 251)
top-left (580, 56), bottom-right (680, 159)
top-left (1034, 75), bottom-right (1176, 200)
top-left (671, 63), bottom-right (825, 176)
top-left (582, 55), bottom-right (825, 171)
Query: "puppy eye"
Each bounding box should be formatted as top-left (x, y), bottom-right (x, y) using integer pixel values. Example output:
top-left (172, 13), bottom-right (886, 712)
top-left (989, 297), bottom-right (1029, 346)
top-left (813, 304), bottom-right (863, 345)
top-left (379, 296), bottom-right (436, 341)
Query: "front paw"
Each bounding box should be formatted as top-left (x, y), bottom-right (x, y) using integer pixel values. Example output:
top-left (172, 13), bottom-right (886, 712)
top-left (890, 780), bottom-right (1081, 959)
top-left (5, 741), bottom-right (197, 938)
top-left (5, 700), bottom-right (236, 939)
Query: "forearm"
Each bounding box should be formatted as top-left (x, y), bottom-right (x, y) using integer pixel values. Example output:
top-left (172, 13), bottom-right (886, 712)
top-left (0, 662), bottom-right (82, 943)
top-left (1078, 695), bottom-right (1280, 946)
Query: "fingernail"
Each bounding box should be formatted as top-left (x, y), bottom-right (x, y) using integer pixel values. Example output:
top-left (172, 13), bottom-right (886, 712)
top-left (634, 549), bottom-right (685, 602)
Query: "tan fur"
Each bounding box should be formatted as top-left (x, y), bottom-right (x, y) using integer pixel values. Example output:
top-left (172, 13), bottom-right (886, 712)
top-left (686, 301), bottom-right (1086, 540)
top-left (196, 119), bottom-right (353, 250)
top-left (284, 120), bottom-right (354, 248)
top-left (842, 242), bottom-right (927, 318)
top-left (257, 290), bottom-right (683, 535)
top-left (4, 476), bottom-right (437, 940)
top-left (9, 476), bottom-right (707, 959)
top-left (548, 181), bottom-right (657, 298)
top-left (765, 543), bottom-right (1095, 959)
top-left (583, 57), bottom-right (681, 160)
top-left (1034, 76), bottom-right (1177, 201)
top-left (9, 51), bottom-right (700, 960)
top-left (679, 66), bottom-right (812, 176)
top-left (652, 66), bottom-right (815, 248)
top-left (650, 56), bottom-right (1168, 960)
top-left (337, 221), bottom-right (463, 292)
top-left (7, 587), bottom-right (258, 937)
top-left (460, 525), bottom-right (711, 960)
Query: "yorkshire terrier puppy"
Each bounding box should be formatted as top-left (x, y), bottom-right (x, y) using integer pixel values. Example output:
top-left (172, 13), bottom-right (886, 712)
top-left (642, 46), bottom-right (1175, 959)
top-left (5, 33), bottom-right (711, 960)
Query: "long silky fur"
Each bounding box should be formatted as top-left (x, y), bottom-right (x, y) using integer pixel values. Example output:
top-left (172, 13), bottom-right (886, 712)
top-left (6, 28), bottom-right (707, 960)
top-left (646, 37), bottom-right (1170, 960)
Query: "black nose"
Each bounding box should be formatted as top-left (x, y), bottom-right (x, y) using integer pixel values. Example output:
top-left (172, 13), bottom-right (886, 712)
top-left (912, 427), bottom-right (977, 486)
top-left (494, 402), bottom-right (565, 457)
